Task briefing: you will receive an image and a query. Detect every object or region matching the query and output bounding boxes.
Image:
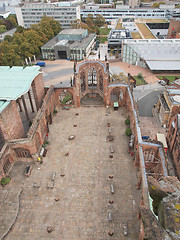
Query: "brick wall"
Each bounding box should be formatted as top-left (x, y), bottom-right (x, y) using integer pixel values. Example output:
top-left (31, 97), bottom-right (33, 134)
top-left (167, 114), bottom-right (180, 179)
top-left (0, 87), bottom-right (56, 179)
top-left (31, 73), bottom-right (45, 111)
top-left (0, 101), bottom-right (24, 140)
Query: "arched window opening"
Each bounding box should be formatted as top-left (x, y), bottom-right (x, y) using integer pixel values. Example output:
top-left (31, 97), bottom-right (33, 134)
top-left (80, 71), bottom-right (86, 92)
top-left (88, 68), bottom-right (97, 88)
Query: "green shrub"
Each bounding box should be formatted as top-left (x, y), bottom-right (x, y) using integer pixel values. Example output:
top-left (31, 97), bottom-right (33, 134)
top-left (42, 140), bottom-right (49, 148)
top-left (137, 73), bottom-right (143, 79)
top-left (53, 109), bottom-right (58, 114)
top-left (125, 127), bottom-right (132, 136)
top-left (1, 176), bottom-right (11, 186)
top-left (125, 118), bottom-right (130, 125)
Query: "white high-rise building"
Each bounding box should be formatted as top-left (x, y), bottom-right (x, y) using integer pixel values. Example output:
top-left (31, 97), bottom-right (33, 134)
top-left (15, 2), bottom-right (80, 29)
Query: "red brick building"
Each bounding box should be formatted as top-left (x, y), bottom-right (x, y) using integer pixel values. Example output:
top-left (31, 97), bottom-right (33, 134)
top-left (167, 19), bottom-right (180, 39)
top-left (0, 66), bottom-right (46, 177)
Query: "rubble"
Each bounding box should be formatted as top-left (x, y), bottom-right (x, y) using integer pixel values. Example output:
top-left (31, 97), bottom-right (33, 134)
top-left (141, 176), bottom-right (180, 239)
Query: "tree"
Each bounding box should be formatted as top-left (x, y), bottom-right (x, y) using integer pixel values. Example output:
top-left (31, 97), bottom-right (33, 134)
top-left (94, 14), bottom-right (105, 28)
top-left (0, 42), bottom-right (22, 66)
top-left (0, 15), bottom-right (62, 66)
top-left (152, 2), bottom-right (165, 8)
top-left (6, 15), bottom-right (17, 28)
top-left (36, 15), bottom-right (62, 40)
top-left (71, 19), bottom-right (94, 33)
top-left (4, 35), bottom-right (13, 42)
top-left (85, 17), bottom-right (95, 31)
top-left (0, 25), bottom-right (6, 34)
top-left (16, 26), bottom-right (26, 33)
top-left (3, 20), bottom-right (13, 30)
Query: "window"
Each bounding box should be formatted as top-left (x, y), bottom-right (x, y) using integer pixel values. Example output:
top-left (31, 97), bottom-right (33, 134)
top-left (88, 68), bottom-right (97, 88)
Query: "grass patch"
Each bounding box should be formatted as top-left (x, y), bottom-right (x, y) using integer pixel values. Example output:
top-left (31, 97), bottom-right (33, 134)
top-left (133, 76), bottom-right (147, 85)
top-left (96, 36), bottom-right (108, 43)
top-left (157, 76), bottom-right (180, 84)
top-left (1, 176), bottom-right (11, 186)
top-left (136, 23), bottom-right (156, 39)
top-left (99, 28), bottom-right (111, 35)
top-left (131, 32), bottom-right (142, 39)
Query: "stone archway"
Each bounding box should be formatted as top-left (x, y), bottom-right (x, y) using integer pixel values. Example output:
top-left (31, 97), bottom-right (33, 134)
top-left (59, 90), bottom-right (73, 105)
top-left (73, 60), bottom-right (109, 107)
top-left (14, 148), bottom-right (31, 158)
top-left (88, 67), bottom-right (97, 93)
top-left (3, 154), bottom-right (13, 175)
top-left (110, 87), bottom-right (123, 103)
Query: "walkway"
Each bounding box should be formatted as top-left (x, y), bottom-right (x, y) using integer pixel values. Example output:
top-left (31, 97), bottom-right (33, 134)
top-left (1, 107), bottom-right (141, 240)
top-left (110, 62), bottom-right (159, 84)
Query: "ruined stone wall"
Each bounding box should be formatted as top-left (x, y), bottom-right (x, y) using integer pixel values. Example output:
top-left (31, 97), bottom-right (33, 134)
top-left (167, 114), bottom-right (180, 179)
top-left (54, 88), bottom-right (74, 107)
top-left (168, 105), bottom-right (180, 127)
top-left (0, 87), bottom-right (57, 179)
top-left (0, 144), bottom-right (17, 179)
top-left (107, 85), bottom-right (127, 107)
top-left (74, 60), bottom-right (109, 107)
top-left (31, 73), bottom-right (45, 111)
top-left (0, 101), bottom-right (24, 141)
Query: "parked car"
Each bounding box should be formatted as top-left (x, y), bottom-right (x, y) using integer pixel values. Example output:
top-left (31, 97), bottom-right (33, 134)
top-left (158, 80), bottom-right (166, 86)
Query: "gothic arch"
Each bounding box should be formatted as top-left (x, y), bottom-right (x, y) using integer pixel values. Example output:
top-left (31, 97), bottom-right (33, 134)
top-left (88, 67), bottom-right (97, 88)
top-left (59, 90), bottom-right (73, 105)
top-left (110, 87), bottom-right (123, 102)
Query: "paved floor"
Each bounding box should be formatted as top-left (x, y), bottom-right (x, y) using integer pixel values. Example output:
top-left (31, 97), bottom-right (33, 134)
top-left (1, 107), bottom-right (141, 240)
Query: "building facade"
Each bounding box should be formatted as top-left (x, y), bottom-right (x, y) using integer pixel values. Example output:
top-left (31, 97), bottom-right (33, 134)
top-left (41, 29), bottom-right (96, 61)
top-left (108, 29), bottom-right (132, 54)
top-left (155, 89), bottom-right (180, 128)
top-left (81, 6), bottom-right (180, 22)
top-left (15, 2), bottom-right (80, 29)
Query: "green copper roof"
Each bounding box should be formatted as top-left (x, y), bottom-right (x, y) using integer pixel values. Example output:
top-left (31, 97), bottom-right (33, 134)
top-left (0, 101), bottom-right (10, 114)
top-left (0, 66), bottom-right (41, 101)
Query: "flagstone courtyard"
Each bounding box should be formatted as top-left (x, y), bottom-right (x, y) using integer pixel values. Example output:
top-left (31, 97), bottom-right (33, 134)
top-left (0, 106), bottom-right (141, 240)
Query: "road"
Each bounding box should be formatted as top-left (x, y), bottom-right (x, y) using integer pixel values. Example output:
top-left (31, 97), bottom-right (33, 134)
top-left (138, 89), bottom-right (163, 117)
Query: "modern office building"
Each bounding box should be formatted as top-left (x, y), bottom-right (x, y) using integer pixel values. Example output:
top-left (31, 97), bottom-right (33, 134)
top-left (41, 29), bottom-right (96, 60)
top-left (81, 6), bottom-right (180, 22)
top-left (15, 2), bottom-right (80, 29)
top-left (108, 29), bottom-right (132, 53)
top-left (121, 39), bottom-right (180, 72)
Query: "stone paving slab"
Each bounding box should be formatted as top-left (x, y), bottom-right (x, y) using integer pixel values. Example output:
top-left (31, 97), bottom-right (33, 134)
top-left (1, 107), bottom-right (141, 240)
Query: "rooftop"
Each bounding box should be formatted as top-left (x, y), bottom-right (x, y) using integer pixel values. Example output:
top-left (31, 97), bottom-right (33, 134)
top-left (123, 39), bottom-right (180, 70)
top-left (42, 33), bottom-right (96, 50)
top-left (0, 66), bottom-right (41, 103)
top-left (60, 29), bottom-right (87, 35)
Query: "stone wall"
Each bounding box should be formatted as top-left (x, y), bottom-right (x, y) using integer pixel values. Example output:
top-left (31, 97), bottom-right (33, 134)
top-left (31, 73), bottom-right (45, 111)
top-left (0, 101), bottom-right (24, 141)
top-left (167, 114), bottom-right (180, 179)
top-left (0, 86), bottom-right (56, 179)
